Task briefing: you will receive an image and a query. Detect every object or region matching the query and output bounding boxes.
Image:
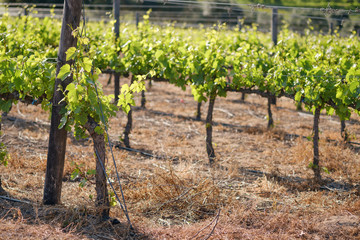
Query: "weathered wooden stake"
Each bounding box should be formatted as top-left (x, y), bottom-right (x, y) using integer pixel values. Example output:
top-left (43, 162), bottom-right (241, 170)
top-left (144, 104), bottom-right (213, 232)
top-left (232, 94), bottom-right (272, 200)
top-left (329, 22), bottom-right (334, 35)
top-left (271, 8), bottom-right (278, 46)
top-left (135, 12), bottom-right (147, 108)
top-left (237, 16), bottom-right (242, 31)
top-left (113, 0), bottom-right (120, 102)
top-left (312, 107), bottom-right (321, 181)
top-left (267, 97), bottom-right (274, 129)
top-left (136, 12), bottom-right (140, 27)
top-left (271, 8), bottom-right (278, 107)
top-left (206, 93), bottom-right (216, 165)
top-left (23, 4), bottom-right (29, 16)
top-left (114, 0), bottom-right (120, 39)
top-left (114, 73), bottom-right (120, 103)
top-left (266, 8), bottom-right (278, 128)
top-left (43, 0), bottom-right (82, 205)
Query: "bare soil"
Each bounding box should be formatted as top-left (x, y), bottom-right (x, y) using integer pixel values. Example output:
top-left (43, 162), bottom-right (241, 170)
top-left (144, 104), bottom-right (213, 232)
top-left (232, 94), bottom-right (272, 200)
top-left (0, 76), bottom-right (360, 239)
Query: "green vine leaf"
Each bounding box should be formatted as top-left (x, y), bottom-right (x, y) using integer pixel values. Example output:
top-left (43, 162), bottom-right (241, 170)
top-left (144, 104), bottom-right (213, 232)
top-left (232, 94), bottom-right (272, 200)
top-left (57, 64), bottom-right (71, 81)
top-left (82, 57), bottom-right (92, 72)
top-left (66, 47), bottom-right (77, 61)
top-left (58, 115), bottom-right (67, 129)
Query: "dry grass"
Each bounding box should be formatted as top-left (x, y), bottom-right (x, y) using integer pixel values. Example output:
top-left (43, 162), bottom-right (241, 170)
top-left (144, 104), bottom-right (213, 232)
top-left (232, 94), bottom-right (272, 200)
top-left (0, 76), bottom-right (360, 239)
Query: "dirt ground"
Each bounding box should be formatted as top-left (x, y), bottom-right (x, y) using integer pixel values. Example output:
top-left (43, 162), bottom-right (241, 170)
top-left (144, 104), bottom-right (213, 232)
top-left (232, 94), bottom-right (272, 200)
top-left (0, 75), bottom-right (360, 239)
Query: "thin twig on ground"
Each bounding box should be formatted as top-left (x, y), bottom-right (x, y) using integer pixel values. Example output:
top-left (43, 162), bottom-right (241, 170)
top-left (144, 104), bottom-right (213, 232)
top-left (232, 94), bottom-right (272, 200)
top-left (191, 209), bottom-right (221, 240)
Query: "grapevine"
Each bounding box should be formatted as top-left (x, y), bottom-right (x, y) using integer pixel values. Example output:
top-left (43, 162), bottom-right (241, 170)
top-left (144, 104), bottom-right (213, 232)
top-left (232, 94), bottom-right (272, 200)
top-left (1, 12), bottom-right (360, 181)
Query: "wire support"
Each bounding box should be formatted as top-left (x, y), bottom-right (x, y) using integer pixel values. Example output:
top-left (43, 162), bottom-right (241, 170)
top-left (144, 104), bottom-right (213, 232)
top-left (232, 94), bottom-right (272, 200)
top-left (140, 0), bottom-right (360, 13)
top-left (4, 4), bottom-right (360, 26)
top-left (2, 1), bottom-right (360, 14)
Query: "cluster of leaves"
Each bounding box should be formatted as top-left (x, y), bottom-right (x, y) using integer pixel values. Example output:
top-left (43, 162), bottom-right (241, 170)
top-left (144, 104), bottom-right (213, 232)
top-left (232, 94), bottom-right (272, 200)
top-left (57, 29), bottom-right (145, 139)
top-left (266, 29), bottom-right (360, 118)
top-left (0, 13), bottom-right (59, 112)
top-left (112, 12), bottom-right (360, 121)
top-left (69, 161), bottom-right (117, 206)
top-left (0, 14), bottom-right (145, 168)
top-left (0, 13), bottom-right (60, 166)
top-left (2, 6), bottom-right (360, 125)
top-left (70, 161), bottom-right (96, 188)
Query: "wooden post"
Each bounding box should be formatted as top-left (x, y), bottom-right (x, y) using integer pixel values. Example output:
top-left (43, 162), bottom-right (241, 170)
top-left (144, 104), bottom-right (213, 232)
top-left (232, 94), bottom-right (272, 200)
top-left (114, 0), bottom-right (120, 102)
top-left (237, 16), bottom-right (242, 31)
top-left (268, 7), bottom-right (278, 118)
top-left (206, 93), bottom-right (216, 165)
top-left (271, 7), bottom-right (278, 107)
top-left (137, 12), bottom-right (147, 108)
top-left (271, 8), bottom-right (278, 46)
top-left (329, 22), bottom-right (334, 35)
top-left (43, 0), bottom-right (82, 205)
top-left (312, 107), bottom-right (321, 181)
top-left (114, 73), bottom-right (120, 103)
top-left (114, 0), bottom-right (120, 39)
top-left (23, 5), bottom-right (29, 31)
top-left (136, 12), bottom-right (139, 27)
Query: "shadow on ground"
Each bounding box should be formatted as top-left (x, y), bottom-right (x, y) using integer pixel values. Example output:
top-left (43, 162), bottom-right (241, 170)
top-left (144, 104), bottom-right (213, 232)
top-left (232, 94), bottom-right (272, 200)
top-left (0, 192), bottom-right (148, 240)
